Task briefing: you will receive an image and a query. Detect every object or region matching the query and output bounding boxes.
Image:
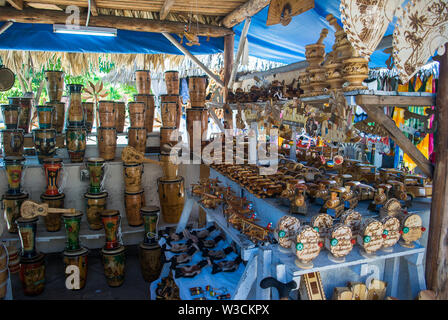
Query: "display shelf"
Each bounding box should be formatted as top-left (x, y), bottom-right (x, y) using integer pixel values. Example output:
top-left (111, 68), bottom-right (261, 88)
top-left (195, 198), bottom-right (257, 261)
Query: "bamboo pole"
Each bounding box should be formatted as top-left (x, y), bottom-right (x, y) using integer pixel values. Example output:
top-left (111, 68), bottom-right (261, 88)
top-left (162, 32), bottom-right (225, 87)
top-left (228, 17), bottom-right (251, 90)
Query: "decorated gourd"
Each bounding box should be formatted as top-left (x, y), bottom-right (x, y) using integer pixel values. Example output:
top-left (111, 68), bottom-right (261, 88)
top-left (325, 223), bottom-right (354, 261)
top-left (275, 215), bottom-right (301, 251)
top-left (380, 216), bottom-right (401, 250)
top-left (357, 218), bottom-right (384, 256)
top-left (294, 225), bottom-right (321, 269)
top-left (398, 213), bottom-right (425, 248)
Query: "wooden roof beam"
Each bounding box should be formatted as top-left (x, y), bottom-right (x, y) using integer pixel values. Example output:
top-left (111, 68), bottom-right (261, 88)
top-left (160, 0), bottom-right (176, 20)
top-left (6, 0), bottom-right (23, 10)
top-left (221, 0), bottom-right (270, 28)
top-left (0, 7), bottom-right (233, 37)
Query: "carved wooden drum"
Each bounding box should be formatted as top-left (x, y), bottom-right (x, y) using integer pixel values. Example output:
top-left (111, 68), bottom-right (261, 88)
top-left (161, 102), bottom-right (177, 127)
top-left (98, 101), bottom-right (116, 128)
top-left (123, 162), bottom-right (144, 193)
top-left (160, 94), bottom-right (182, 129)
top-left (128, 127), bottom-right (147, 153)
top-left (97, 127), bottom-right (117, 161)
top-left (160, 126), bottom-right (180, 148)
top-left (188, 76), bottom-right (207, 107)
top-left (186, 107), bottom-right (208, 148)
top-left (158, 177), bottom-right (185, 224)
top-left (165, 71), bottom-right (179, 95)
top-left (128, 102), bottom-right (146, 128)
top-left (114, 102), bottom-right (126, 133)
top-left (135, 70), bottom-right (151, 95)
top-left (134, 94), bottom-right (155, 132)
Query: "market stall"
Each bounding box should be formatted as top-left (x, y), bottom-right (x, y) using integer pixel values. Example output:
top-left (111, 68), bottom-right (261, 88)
top-left (0, 0), bottom-right (446, 301)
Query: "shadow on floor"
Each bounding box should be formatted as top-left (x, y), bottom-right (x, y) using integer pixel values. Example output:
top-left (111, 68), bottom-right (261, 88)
top-left (11, 245), bottom-right (150, 300)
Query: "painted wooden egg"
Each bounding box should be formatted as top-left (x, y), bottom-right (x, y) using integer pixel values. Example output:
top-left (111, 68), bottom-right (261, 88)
top-left (295, 225), bottom-right (321, 263)
top-left (340, 209), bottom-right (362, 234)
top-left (380, 216), bottom-right (401, 248)
top-left (357, 218), bottom-right (384, 254)
top-left (275, 215), bottom-right (301, 249)
top-left (325, 223), bottom-right (354, 258)
top-left (399, 213), bottom-right (424, 245)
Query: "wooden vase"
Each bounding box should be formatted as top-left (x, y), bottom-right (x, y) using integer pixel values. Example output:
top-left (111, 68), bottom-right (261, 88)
top-left (63, 247), bottom-right (88, 290)
top-left (134, 95), bottom-right (155, 133)
top-left (123, 162), bottom-right (144, 193)
top-left (101, 245), bottom-right (126, 287)
top-left (1, 104), bottom-right (20, 129)
top-left (127, 127), bottom-right (147, 153)
top-left (67, 84), bottom-right (84, 127)
top-left (98, 101), bottom-right (116, 128)
top-left (97, 127), bottom-right (117, 161)
top-left (2, 192), bottom-right (28, 233)
top-left (62, 211), bottom-right (83, 251)
top-left (8, 97), bottom-right (33, 133)
top-left (43, 157), bottom-right (63, 196)
top-left (37, 105), bottom-right (54, 129)
top-left (124, 189), bottom-right (145, 227)
top-left (84, 191), bottom-right (108, 230)
top-left (47, 102), bottom-right (66, 133)
top-left (4, 156), bottom-right (25, 195)
top-left (158, 177), bottom-right (185, 224)
top-left (16, 216), bottom-right (38, 259)
top-left (82, 102), bottom-right (94, 133)
top-left (100, 210), bottom-right (121, 250)
top-left (141, 206), bottom-right (160, 244)
top-left (87, 157), bottom-right (105, 194)
top-left (1, 128), bottom-right (24, 157)
top-left (164, 71), bottom-right (179, 95)
top-left (188, 76), bottom-right (207, 107)
top-left (33, 128), bottom-right (57, 164)
top-left (45, 70), bottom-right (64, 102)
top-left (41, 193), bottom-right (65, 232)
top-left (19, 253), bottom-right (45, 296)
top-left (139, 242), bottom-right (162, 283)
top-left (65, 126), bottom-right (86, 163)
top-left (114, 102), bottom-right (126, 133)
top-left (135, 70), bottom-right (151, 95)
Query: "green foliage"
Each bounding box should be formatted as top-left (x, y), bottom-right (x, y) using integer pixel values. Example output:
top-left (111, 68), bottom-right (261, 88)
top-left (0, 55), bottom-right (135, 105)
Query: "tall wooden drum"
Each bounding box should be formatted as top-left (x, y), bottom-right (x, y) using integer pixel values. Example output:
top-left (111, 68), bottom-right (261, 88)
top-left (186, 107), bottom-right (208, 148)
top-left (160, 94), bottom-right (181, 129)
top-left (158, 177), bottom-right (185, 224)
top-left (165, 71), bottom-right (179, 95)
top-left (134, 94), bottom-right (155, 133)
top-left (161, 102), bottom-right (177, 127)
top-left (139, 242), bottom-right (162, 283)
top-left (135, 70), bottom-right (151, 95)
top-left (115, 102), bottom-right (126, 133)
top-left (98, 101), bottom-right (116, 128)
top-left (128, 127), bottom-right (147, 153)
top-left (128, 102), bottom-right (146, 128)
top-left (97, 127), bottom-right (117, 161)
top-left (160, 126), bottom-right (180, 148)
top-left (188, 76), bottom-right (207, 107)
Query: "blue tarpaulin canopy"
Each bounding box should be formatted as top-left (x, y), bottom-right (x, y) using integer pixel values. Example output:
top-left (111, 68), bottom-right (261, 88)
top-left (0, 0), bottom-right (396, 68)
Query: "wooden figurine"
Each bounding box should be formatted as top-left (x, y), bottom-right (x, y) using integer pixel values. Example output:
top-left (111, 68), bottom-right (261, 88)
top-left (325, 223), bottom-right (354, 263)
top-left (294, 225), bottom-right (322, 269)
top-left (366, 279), bottom-right (387, 300)
top-left (387, 180), bottom-right (409, 205)
top-left (353, 182), bottom-right (376, 201)
top-left (348, 282), bottom-right (368, 300)
top-left (275, 215), bottom-right (301, 252)
top-left (341, 185), bottom-right (359, 209)
top-left (357, 218), bottom-right (384, 257)
top-left (332, 287), bottom-right (353, 300)
top-left (368, 186), bottom-right (388, 212)
top-left (321, 190), bottom-right (345, 218)
top-left (340, 209), bottom-right (362, 240)
top-left (397, 212), bottom-right (425, 248)
top-left (380, 216), bottom-right (401, 252)
top-left (310, 213), bottom-right (333, 244)
top-left (379, 198), bottom-right (403, 218)
top-left (401, 174), bottom-right (432, 200)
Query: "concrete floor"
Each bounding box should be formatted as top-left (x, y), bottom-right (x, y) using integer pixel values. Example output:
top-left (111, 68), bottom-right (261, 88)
top-left (10, 245), bottom-right (150, 300)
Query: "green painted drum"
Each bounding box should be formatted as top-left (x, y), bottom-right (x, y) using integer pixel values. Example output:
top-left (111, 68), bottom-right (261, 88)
top-left (66, 126), bottom-right (87, 163)
top-left (4, 156), bottom-right (25, 195)
top-left (16, 216), bottom-right (39, 259)
top-left (141, 206), bottom-right (160, 244)
top-left (84, 191), bottom-right (108, 230)
top-left (87, 157), bottom-right (106, 194)
top-left (101, 245), bottom-right (126, 287)
top-left (19, 253), bottom-right (45, 296)
top-left (139, 242), bottom-right (162, 283)
top-left (2, 192), bottom-right (29, 233)
top-left (63, 247), bottom-right (88, 290)
top-left (100, 210), bottom-right (121, 250)
top-left (62, 211), bottom-right (83, 251)
top-left (41, 193), bottom-right (65, 232)
top-left (36, 105), bottom-right (54, 129)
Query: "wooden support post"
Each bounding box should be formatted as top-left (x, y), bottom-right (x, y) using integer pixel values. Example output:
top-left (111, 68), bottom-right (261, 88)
top-left (233, 251), bottom-right (258, 299)
top-left (224, 33), bottom-right (235, 102)
top-left (6, 0), bottom-right (22, 10)
top-left (0, 8), bottom-right (233, 37)
top-left (162, 32), bottom-right (225, 87)
top-left (359, 103), bottom-right (433, 178)
top-left (221, 0), bottom-right (270, 28)
top-left (228, 17), bottom-right (251, 90)
top-left (160, 0), bottom-right (176, 20)
top-left (208, 106), bottom-right (225, 132)
top-left (425, 45), bottom-right (448, 300)
top-left (198, 164), bottom-right (210, 228)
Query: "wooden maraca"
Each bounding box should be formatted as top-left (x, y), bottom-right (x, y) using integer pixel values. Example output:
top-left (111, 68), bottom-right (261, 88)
top-left (20, 200), bottom-right (76, 219)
